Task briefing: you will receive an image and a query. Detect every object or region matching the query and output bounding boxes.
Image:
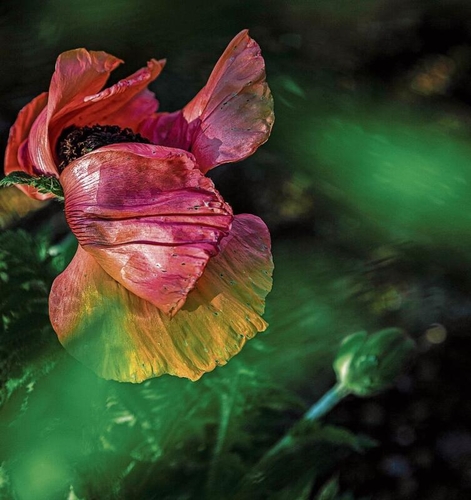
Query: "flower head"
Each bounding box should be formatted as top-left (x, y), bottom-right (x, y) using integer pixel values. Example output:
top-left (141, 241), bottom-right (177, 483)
top-left (333, 329), bottom-right (416, 397)
top-left (4, 30), bottom-right (274, 382)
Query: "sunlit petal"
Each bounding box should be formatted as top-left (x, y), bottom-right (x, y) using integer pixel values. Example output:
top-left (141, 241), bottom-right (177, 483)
top-left (139, 30), bottom-right (274, 172)
top-left (49, 214), bottom-right (273, 382)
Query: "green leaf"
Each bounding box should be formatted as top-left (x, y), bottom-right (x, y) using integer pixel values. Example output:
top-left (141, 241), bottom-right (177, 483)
top-left (234, 422), bottom-right (375, 499)
top-left (0, 230), bottom-right (63, 407)
top-left (0, 171), bottom-right (64, 201)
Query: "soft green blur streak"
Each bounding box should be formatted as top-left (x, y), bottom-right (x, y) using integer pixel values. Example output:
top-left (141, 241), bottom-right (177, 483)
top-left (280, 90), bottom-right (471, 252)
top-left (6, 363), bottom-right (109, 500)
top-left (313, 113), bottom-right (471, 242)
top-left (12, 453), bottom-right (70, 500)
top-left (245, 238), bottom-right (373, 386)
top-left (1, 237), bottom-right (373, 499)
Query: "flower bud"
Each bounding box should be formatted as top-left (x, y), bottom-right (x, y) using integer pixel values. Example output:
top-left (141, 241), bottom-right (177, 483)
top-left (333, 328), bottom-right (415, 397)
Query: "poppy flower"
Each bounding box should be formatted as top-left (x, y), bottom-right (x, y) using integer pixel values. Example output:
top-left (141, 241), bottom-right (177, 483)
top-left (4, 30), bottom-right (274, 382)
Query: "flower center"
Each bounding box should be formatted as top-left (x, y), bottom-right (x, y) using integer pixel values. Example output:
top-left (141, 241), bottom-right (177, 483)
top-left (56, 124), bottom-right (151, 171)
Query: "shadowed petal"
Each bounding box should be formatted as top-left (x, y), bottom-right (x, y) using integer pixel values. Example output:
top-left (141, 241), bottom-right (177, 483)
top-left (61, 144), bottom-right (233, 315)
top-left (28, 50), bottom-right (123, 177)
top-left (139, 30), bottom-right (274, 172)
top-left (4, 92), bottom-right (53, 200)
top-left (49, 214), bottom-right (273, 382)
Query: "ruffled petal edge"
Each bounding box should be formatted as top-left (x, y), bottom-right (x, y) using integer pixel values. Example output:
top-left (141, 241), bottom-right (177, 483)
top-left (49, 214), bottom-right (273, 382)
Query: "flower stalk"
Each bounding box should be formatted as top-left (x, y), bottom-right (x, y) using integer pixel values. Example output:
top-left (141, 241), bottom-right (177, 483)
top-left (304, 383), bottom-right (350, 421)
top-left (235, 329), bottom-right (416, 498)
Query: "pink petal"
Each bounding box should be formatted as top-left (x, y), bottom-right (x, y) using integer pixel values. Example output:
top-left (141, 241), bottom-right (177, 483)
top-left (60, 144), bottom-right (233, 316)
top-left (27, 50), bottom-right (164, 178)
top-left (48, 49), bottom-right (124, 120)
top-left (138, 30), bottom-right (274, 173)
top-left (67, 58), bottom-right (165, 129)
top-left (28, 50), bottom-right (123, 178)
top-left (3, 92), bottom-right (54, 200)
top-left (49, 214), bottom-right (273, 382)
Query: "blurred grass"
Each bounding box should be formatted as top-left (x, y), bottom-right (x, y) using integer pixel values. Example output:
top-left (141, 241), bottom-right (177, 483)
top-left (0, 187), bottom-right (44, 229)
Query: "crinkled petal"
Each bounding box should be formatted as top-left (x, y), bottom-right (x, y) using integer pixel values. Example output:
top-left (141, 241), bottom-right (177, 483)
top-left (61, 144), bottom-right (233, 316)
top-left (3, 92), bottom-right (54, 200)
top-left (138, 30), bottom-right (274, 173)
top-left (49, 214), bottom-right (273, 382)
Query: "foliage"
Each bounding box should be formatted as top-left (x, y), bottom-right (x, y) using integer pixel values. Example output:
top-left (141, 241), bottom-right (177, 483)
top-left (0, 227), bottom-right (381, 500)
top-left (0, 229), bottom-right (64, 407)
top-left (235, 421), bottom-right (375, 500)
top-left (0, 172), bottom-right (64, 201)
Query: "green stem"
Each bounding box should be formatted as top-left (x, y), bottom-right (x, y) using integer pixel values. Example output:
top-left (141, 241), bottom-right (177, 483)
top-left (304, 383), bottom-right (350, 421)
top-left (267, 383), bottom-right (350, 457)
top-left (0, 171), bottom-right (64, 200)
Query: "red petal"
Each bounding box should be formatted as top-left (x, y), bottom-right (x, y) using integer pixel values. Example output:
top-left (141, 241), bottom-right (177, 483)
top-left (61, 145), bottom-right (233, 316)
top-left (3, 92), bottom-right (54, 200)
top-left (139, 30), bottom-right (274, 172)
top-left (48, 49), bottom-right (124, 120)
top-left (49, 214), bottom-right (273, 382)
top-left (69, 58), bottom-right (165, 129)
top-left (27, 50), bottom-right (123, 178)
top-left (27, 50), bottom-right (163, 179)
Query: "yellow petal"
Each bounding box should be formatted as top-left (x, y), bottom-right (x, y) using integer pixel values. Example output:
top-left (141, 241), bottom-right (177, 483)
top-left (49, 214), bottom-right (273, 382)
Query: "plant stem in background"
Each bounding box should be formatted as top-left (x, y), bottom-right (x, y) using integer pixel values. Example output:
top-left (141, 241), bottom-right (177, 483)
top-left (304, 383), bottom-right (351, 421)
top-left (262, 382), bottom-right (351, 461)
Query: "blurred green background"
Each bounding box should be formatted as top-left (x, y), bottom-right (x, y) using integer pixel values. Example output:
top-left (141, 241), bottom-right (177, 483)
top-left (2, 1), bottom-right (471, 499)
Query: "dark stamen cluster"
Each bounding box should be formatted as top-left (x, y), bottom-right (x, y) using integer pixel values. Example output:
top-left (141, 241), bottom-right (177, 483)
top-left (56, 124), bottom-right (151, 170)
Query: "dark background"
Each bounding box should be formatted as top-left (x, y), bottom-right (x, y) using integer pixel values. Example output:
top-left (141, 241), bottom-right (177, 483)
top-left (2, 1), bottom-right (471, 499)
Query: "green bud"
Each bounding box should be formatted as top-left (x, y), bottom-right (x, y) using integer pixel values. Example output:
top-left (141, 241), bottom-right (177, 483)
top-left (333, 328), bottom-right (415, 397)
